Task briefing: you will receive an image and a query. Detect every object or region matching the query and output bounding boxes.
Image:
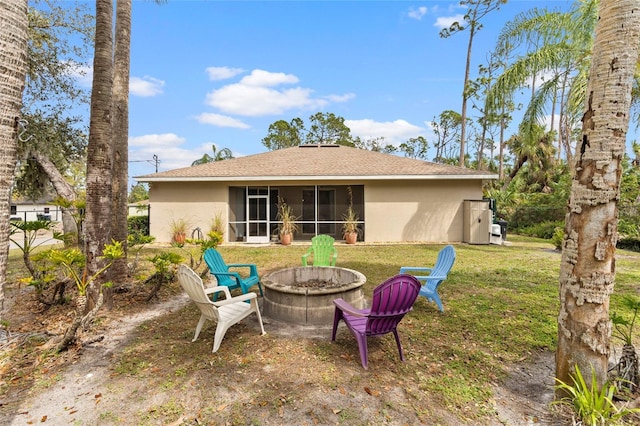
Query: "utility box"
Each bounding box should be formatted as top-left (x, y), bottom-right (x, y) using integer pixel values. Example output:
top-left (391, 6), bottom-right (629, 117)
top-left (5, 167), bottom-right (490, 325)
top-left (463, 200), bottom-right (491, 244)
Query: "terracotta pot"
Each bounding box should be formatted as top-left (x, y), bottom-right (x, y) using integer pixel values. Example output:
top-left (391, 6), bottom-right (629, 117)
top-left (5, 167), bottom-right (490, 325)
top-left (344, 232), bottom-right (357, 244)
top-left (173, 232), bottom-right (186, 245)
top-left (280, 233), bottom-right (292, 246)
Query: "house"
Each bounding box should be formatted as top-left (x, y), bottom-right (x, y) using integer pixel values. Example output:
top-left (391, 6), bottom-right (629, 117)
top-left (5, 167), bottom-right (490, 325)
top-left (135, 144), bottom-right (498, 244)
top-left (10, 197), bottom-right (60, 222)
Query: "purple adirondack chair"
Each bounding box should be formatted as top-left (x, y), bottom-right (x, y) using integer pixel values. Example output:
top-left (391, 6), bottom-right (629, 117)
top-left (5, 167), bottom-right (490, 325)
top-left (331, 274), bottom-right (421, 369)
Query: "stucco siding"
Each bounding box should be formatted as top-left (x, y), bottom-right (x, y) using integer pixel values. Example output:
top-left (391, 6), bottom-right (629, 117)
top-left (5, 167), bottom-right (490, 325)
top-left (365, 180), bottom-right (484, 242)
top-left (150, 182), bottom-right (228, 242)
top-left (148, 178), bottom-right (487, 244)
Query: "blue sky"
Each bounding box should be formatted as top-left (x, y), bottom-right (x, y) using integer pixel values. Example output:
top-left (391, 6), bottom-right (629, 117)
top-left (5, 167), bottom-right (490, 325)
top-left (99, 0), bottom-right (578, 180)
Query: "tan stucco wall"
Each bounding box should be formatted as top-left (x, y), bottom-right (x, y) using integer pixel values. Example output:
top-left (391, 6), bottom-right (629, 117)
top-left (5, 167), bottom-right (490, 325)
top-left (149, 182), bottom-right (228, 242)
top-left (364, 180), bottom-right (483, 243)
top-left (148, 179), bottom-right (485, 244)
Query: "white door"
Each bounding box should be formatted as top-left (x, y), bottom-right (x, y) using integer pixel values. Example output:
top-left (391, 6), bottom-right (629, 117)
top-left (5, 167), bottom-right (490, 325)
top-left (246, 193), bottom-right (269, 243)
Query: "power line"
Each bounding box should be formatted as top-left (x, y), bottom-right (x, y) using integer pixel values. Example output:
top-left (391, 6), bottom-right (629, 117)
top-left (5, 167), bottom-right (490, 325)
top-left (129, 154), bottom-right (160, 173)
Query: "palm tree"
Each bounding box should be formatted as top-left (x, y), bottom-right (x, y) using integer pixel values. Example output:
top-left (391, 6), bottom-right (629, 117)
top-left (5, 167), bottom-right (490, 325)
top-left (191, 144), bottom-right (234, 165)
top-left (556, 0), bottom-right (640, 394)
top-left (84, 0), bottom-right (114, 308)
top-left (490, 0), bottom-right (599, 170)
top-left (0, 0), bottom-right (28, 310)
top-left (110, 0), bottom-right (132, 298)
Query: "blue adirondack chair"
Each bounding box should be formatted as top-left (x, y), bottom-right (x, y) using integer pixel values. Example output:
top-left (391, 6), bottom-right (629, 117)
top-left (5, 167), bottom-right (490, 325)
top-left (302, 234), bottom-right (338, 266)
top-left (203, 248), bottom-right (263, 300)
top-left (399, 245), bottom-right (456, 312)
top-left (331, 274), bottom-right (421, 369)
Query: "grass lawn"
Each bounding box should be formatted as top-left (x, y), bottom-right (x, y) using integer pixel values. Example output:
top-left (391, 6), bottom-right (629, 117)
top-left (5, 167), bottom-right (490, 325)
top-left (3, 235), bottom-right (640, 424)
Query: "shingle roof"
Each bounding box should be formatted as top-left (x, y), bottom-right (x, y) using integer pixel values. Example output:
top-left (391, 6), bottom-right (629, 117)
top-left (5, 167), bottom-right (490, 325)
top-left (135, 144), bottom-right (497, 182)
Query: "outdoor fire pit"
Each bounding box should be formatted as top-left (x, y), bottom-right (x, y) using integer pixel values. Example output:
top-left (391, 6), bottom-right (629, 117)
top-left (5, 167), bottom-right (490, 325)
top-left (262, 267), bottom-right (366, 325)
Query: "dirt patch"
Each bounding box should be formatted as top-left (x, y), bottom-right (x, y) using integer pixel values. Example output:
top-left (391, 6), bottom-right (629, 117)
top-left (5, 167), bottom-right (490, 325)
top-left (0, 286), bottom-right (567, 426)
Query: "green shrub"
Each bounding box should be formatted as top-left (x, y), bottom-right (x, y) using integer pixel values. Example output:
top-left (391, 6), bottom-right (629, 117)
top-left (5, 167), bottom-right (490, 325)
top-left (551, 227), bottom-right (564, 250)
top-left (128, 215), bottom-right (149, 237)
top-left (516, 221), bottom-right (564, 239)
top-left (617, 238), bottom-right (640, 252)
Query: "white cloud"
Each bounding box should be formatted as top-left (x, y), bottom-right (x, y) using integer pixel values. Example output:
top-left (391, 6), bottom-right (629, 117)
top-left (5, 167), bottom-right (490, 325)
top-left (408, 6), bottom-right (428, 20)
top-left (130, 76), bottom-right (165, 97)
top-left (129, 133), bottom-right (198, 171)
top-left (434, 14), bottom-right (465, 30)
top-left (207, 85), bottom-right (327, 116)
top-left (345, 119), bottom-right (426, 146)
top-left (542, 114), bottom-right (561, 132)
top-left (194, 113), bottom-right (250, 129)
top-left (69, 63), bottom-right (93, 87)
top-left (240, 69), bottom-right (299, 87)
top-left (202, 68), bottom-right (354, 117)
top-left (206, 66), bottom-right (245, 81)
top-left (324, 93), bottom-right (356, 103)
top-left (129, 133), bottom-right (186, 148)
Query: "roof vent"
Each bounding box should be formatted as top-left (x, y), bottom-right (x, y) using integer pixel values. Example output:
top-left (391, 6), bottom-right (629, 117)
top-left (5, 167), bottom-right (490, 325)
top-left (299, 144), bottom-right (340, 148)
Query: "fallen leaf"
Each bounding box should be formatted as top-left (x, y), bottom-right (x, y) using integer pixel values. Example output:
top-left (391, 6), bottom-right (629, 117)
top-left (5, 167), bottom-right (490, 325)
top-left (217, 404), bottom-right (227, 411)
top-left (69, 410), bottom-right (78, 415)
top-left (94, 393), bottom-right (102, 399)
top-left (332, 408), bottom-right (342, 414)
top-left (40, 415), bottom-right (47, 422)
top-left (364, 387), bottom-right (380, 397)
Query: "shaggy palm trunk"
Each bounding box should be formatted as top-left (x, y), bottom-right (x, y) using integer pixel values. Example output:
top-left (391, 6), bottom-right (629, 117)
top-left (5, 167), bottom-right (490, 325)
top-left (0, 0), bottom-right (28, 310)
top-left (556, 0), bottom-right (640, 394)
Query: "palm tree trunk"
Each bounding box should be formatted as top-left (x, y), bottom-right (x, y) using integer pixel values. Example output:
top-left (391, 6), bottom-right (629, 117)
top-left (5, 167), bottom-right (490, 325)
top-left (84, 0), bottom-right (114, 309)
top-left (556, 0), bottom-right (640, 394)
top-left (0, 0), bottom-right (28, 310)
top-left (109, 0), bottom-right (133, 307)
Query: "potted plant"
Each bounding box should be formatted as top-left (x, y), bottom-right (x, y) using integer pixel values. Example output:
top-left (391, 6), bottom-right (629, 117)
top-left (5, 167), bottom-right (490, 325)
top-left (342, 205), bottom-right (360, 244)
top-left (342, 186), bottom-right (360, 244)
top-left (276, 197), bottom-right (299, 245)
top-left (169, 218), bottom-right (189, 245)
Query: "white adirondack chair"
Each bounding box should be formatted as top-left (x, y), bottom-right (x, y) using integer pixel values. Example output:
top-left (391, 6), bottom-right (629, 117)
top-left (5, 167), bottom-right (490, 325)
top-left (177, 264), bottom-right (266, 353)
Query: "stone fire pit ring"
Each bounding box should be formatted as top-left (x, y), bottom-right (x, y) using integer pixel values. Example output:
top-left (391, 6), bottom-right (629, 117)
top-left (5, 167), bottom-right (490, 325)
top-left (262, 266), bottom-right (366, 325)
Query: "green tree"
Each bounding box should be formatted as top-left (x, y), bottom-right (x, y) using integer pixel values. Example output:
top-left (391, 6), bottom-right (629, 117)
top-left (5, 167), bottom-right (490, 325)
top-left (440, 0), bottom-right (507, 167)
top-left (556, 0), bottom-right (640, 394)
top-left (354, 136), bottom-right (397, 153)
top-left (262, 112), bottom-right (355, 150)
top-left (262, 117), bottom-right (304, 150)
top-left (398, 136), bottom-right (429, 160)
top-left (0, 0), bottom-right (29, 311)
top-left (304, 112), bottom-right (354, 146)
top-left (191, 144), bottom-right (234, 165)
top-left (431, 110), bottom-right (462, 163)
top-left (128, 182), bottom-right (149, 203)
top-left (503, 122), bottom-right (556, 191)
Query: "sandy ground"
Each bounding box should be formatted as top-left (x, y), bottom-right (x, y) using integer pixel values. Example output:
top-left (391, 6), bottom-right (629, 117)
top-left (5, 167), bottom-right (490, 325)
top-left (1, 293), bottom-right (563, 426)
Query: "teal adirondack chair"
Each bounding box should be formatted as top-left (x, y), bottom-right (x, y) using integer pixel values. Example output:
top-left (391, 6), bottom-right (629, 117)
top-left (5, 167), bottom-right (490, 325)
top-left (302, 234), bottom-right (338, 266)
top-left (399, 245), bottom-right (456, 312)
top-left (203, 248), bottom-right (263, 300)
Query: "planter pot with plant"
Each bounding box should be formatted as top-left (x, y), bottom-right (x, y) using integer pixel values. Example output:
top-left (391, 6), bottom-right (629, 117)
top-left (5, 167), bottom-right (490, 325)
top-left (170, 218), bottom-right (189, 245)
top-left (277, 197), bottom-right (299, 245)
top-left (342, 205), bottom-right (360, 244)
top-left (342, 186), bottom-right (360, 244)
